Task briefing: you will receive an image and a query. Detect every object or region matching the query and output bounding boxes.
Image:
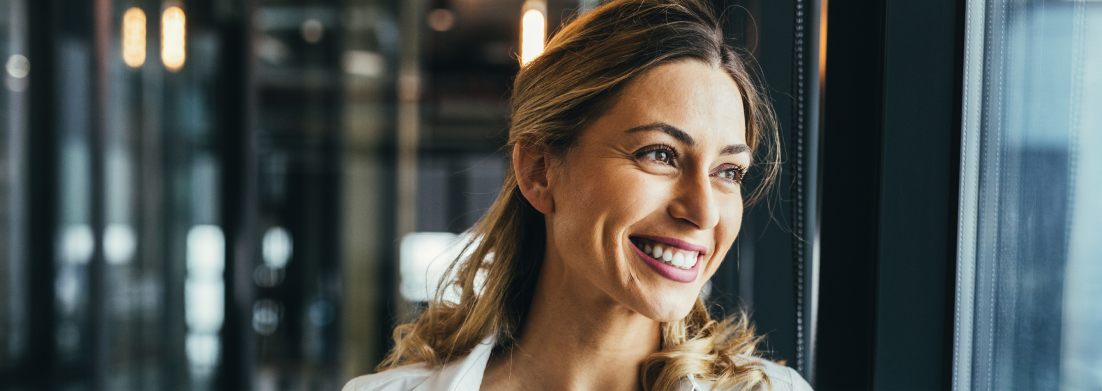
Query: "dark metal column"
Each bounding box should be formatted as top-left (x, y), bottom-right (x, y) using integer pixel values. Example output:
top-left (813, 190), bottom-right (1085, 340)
top-left (89, 0), bottom-right (112, 389)
top-left (814, 0), bottom-right (962, 389)
top-left (814, 0), bottom-right (886, 388)
top-left (216, 0), bottom-right (258, 389)
top-left (789, 0), bottom-right (823, 379)
top-left (23, 0), bottom-right (60, 386)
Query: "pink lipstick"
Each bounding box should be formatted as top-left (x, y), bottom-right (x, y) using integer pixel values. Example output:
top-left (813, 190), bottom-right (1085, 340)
top-left (628, 236), bottom-right (702, 283)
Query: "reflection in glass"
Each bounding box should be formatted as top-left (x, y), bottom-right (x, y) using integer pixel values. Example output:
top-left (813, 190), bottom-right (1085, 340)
top-left (252, 299), bottom-right (282, 336)
top-left (262, 226), bottom-right (292, 269)
top-left (185, 225), bottom-right (224, 375)
top-left (399, 232), bottom-right (479, 303)
top-left (161, 7), bottom-right (186, 72)
top-left (103, 224), bottom-right (136, 265)
top-left (520, 2), bottom-right (546, 65)
top-left (121, 7), bottom-right (146, 68)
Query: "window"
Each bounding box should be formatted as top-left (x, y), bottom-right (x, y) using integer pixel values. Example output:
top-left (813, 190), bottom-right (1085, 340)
top-left (955, 1), bottom-right (1102, 390)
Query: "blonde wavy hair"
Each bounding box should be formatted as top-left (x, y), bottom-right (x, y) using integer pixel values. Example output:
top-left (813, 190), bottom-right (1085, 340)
top-left (379, 0), bottom-right (782, 390)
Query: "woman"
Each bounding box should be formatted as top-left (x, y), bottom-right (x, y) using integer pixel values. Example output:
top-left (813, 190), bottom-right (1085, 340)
top-left (345, 0), bottom-right (812, 390)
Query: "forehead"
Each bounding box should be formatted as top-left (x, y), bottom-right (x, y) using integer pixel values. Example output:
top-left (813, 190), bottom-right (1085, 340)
top-left (605, 60), bottom-right (747, 145)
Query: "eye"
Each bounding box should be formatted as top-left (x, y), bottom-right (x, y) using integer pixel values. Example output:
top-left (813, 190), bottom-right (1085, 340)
top-left (637, 145), bottom-right (677, 166)
top-left (714, 164), bottom-right (747, 185)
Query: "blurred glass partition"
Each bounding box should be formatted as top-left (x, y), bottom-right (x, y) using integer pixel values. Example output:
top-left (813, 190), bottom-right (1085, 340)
top-left (1, 0), bottom-right (28, 378)
top-left (252, 1), bottom-right (347, 389)
top-left (955, 1), bottom-right (1102, 390)
top-left (55, 29), bottom-right (95, 373)
top-left (338, 0), bottom-right (397, 383)
top-left (102, 2), bottom-right (226, 389)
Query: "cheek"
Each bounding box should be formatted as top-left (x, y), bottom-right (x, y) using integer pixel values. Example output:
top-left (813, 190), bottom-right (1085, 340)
top-left (704, 196), bottom-right (745, 276)
top-left (559, 162), bottom-right (659, 225)
top-left (553, 163), bottom-right (665, 264)
top-left (718, 189), bottom-right (745, 234)
top-left (723, 202), bottom-right (744, 237)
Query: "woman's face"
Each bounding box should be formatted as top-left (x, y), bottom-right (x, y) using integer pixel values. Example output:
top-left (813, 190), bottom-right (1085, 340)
top-left (546, 60), bottom-right (750, 322)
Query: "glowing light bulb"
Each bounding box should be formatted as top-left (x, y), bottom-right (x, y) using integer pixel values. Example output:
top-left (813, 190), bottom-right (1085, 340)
top-left (520, 8), bottom-right (545, 66)
top-left (122, 8), bottom-right (146, 68)
top-left (161, 6), bottom-right (186, 72)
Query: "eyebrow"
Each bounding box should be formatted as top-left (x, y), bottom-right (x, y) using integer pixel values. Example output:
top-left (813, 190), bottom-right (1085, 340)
top-left (624, 122), bottom-right (751, 156)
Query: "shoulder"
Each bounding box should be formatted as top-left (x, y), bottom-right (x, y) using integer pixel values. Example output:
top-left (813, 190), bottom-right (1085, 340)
top-left (341, 363), bottom-right (433, 391)
top-left (750, 358), bottom-right (812, 391)
top-left (696, 356), bottom-right (813, 391)
top-left (345, 335), bottom-right (496, 391)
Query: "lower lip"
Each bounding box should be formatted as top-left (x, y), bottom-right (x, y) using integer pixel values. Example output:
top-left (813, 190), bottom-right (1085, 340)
top-left (631, 242), bottom-right (700, 283)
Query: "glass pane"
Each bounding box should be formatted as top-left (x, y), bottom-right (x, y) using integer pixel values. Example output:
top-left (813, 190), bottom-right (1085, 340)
top-left (956, 1), bottom-right (1102, 390)
top-left (253, 1), bottom-right (347, 388)
top-left (0, 0), bottom-right (28, 372)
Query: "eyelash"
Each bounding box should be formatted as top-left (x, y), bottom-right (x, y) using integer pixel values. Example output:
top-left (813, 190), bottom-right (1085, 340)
top-left (637, 145), bottom-right (678, 166)
top-left (715, 164), bottom-right (747, 185)
top-left (634, 144), bottom-right (747, 185)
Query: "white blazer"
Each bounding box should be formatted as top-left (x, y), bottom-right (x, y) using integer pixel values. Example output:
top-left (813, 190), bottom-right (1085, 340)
top-left (342, 336), bottom-right (813, 391)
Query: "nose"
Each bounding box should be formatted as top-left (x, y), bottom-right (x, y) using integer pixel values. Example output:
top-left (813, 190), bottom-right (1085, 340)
top-left (667, 170), bottom-right (720, 230)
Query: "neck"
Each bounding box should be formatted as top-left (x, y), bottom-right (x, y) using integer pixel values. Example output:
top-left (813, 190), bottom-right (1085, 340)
top-left (482, 249), bottom-right (662, 391)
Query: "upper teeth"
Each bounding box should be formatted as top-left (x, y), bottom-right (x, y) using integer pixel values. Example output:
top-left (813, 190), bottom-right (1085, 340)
top-left (646, 243), bottom-right (698, 270)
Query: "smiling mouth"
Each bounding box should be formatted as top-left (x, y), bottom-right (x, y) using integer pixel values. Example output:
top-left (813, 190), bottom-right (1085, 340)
top-left (629, 236), bottom-right (702, 270)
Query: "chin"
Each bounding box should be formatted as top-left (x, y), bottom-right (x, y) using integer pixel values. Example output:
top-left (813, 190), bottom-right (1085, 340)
top-left (634, 290), bottom-right (699, 322)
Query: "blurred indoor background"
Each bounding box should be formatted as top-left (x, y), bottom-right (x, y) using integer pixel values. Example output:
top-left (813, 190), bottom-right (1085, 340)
top-left (3, 0), bottom-right (781, 389)
top-left (0, 0), bottom-right (586, 389)
top-left (1, 0), bottom-right (1100, 390)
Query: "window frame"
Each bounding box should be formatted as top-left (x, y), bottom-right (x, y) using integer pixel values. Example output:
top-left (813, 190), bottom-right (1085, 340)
top-left (813, 0), bottom-right (964, 389)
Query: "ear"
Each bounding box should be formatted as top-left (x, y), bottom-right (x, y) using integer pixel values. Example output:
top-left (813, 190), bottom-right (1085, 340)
top-left (513, 141), bottom-right (555, 215)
